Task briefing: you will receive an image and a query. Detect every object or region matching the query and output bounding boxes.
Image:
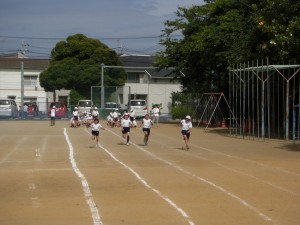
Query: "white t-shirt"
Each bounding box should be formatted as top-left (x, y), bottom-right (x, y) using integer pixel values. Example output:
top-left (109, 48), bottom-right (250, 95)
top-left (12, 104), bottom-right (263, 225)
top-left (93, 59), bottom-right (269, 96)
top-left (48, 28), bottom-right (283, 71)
top-left (91, 123), bottom-right (102, 131)
top-left (92, 110), bottom-right (99, 117)
top-left (73, 110), bottom-right (78, 116)
top-left (130, 109), bottom-right (135, 117)
top-left (142, 118), bottom-right (153, 128)
top-left (153, 107), bottom-right (159, 116)
top-left (50, 108), bottom-right (56, 117)
top-left (121, 118), bottom-right (132, 128)
top-left (112, 111), bottom-right (118, 118)
top-left (181, 119), bottom-right (192, 131)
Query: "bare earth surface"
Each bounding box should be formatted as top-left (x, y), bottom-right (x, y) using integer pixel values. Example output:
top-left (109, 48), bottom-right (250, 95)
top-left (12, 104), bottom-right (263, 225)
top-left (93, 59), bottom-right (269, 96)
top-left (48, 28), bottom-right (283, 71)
top-left (0, 120), bottom-right (299, 225)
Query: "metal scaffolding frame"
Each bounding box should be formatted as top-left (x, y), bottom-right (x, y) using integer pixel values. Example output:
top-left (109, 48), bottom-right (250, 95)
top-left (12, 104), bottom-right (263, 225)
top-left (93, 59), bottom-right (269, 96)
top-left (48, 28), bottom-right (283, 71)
top-left (229, 59), bottom-right (300, 141)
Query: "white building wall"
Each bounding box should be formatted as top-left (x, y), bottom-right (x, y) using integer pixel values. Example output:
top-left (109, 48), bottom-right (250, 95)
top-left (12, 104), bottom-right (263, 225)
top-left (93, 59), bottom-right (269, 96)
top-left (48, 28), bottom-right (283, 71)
top-left (0, 70), bottom-right (53, 113)
top-left (126, 82), bottom-right (181, 115)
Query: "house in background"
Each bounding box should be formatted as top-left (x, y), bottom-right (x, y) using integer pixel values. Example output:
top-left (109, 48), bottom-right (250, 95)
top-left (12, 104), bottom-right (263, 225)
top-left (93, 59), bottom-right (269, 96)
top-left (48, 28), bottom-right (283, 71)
top-left (0, 56), bottom-right (52, 114)
top-left (0, 54), bottom-right (182, 116)
top-left (119, 54), bottom-right (182, 115)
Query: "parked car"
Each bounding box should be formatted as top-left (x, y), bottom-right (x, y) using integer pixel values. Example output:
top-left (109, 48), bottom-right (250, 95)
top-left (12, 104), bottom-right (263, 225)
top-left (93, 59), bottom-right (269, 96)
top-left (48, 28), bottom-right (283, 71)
top-left (0, 99), bottom-right (18, 118)
top-left (105, 102), bottom-right (119, 110)
top-left (77, 100), bottom-right (93, 116)
top-left (23, 102), bottom-right (39, 116)
top-left (128, 99), bottom-right (148, 118)
top-left (48, 102), bottom-right (68, 118)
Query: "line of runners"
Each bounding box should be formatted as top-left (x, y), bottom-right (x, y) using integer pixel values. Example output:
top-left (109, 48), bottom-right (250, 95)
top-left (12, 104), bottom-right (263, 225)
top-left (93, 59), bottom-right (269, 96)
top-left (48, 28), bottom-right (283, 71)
top-left (86, 109), bottom-right (193, 150)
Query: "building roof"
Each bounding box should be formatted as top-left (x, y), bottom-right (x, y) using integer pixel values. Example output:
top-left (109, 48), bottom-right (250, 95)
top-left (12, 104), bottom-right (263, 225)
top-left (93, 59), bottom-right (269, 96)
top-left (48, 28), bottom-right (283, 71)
top-left (0, 54), bottom-right (177, 78)
top-left (119, 54), bottom-right (155, 67)
top-left (119, 54), bottom-right (176, 78)
top-left (0, 58), bottom-right (50, 70)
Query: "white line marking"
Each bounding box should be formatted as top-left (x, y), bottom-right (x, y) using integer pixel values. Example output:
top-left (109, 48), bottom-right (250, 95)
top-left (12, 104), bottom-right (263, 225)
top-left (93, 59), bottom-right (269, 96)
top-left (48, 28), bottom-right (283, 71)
top-left (84, 128), bottom-right (195, 225)
top-left (28, 183), bottom-right (36, 190)
top-left (107, 129), bottom-right (274, 224)
top-left (102, 143), bottom-right (194, 224)
top-left (153, 132), bottom-right (300, 196)
top-left (64, 128), bottom-right (102, 225)
top-left (35, 148), bottom-right (41, 158)
top-left (31, 197), bottom-right (40, 208)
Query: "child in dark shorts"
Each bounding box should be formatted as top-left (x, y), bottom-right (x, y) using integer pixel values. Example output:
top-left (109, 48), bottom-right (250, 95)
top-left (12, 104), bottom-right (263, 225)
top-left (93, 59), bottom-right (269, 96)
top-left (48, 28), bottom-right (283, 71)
top-left (88, 118), bottom-right (105, 147)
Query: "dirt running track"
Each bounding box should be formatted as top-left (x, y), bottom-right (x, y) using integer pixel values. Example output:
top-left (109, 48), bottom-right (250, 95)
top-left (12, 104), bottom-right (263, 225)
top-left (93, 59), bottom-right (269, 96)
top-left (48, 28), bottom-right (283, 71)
top-left (0, 120), bottom-right (299, 225)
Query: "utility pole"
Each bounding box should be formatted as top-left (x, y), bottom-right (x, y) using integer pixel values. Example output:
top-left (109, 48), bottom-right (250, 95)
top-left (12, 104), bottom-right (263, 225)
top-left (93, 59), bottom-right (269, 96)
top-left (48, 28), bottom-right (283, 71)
top-left (21, 62), bottom-right (24, 118)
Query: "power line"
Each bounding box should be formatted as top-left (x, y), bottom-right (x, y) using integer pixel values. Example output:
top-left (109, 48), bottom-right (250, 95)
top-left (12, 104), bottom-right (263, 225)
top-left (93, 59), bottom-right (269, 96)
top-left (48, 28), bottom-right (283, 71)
top-left (0, 34), bottom-right (182, 41)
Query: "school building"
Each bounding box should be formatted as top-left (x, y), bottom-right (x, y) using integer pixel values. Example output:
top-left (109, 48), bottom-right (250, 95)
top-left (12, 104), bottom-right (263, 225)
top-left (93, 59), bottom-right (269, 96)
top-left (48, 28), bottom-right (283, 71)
top-left (0, 53), bottom-right (182, 116)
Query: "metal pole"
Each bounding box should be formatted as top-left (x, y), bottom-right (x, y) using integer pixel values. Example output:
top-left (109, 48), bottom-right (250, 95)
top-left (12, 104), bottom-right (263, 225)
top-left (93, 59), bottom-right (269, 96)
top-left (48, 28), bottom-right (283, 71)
top-left (261, 59), bottom-right (265, 140)
top-left (21, 62), bottom-right (24, 118)
top-left (285, 80), bottom-right (289, 140)
top-left (101, 63), bottom-right (104, 109)
top-left (145, 70), bottom-right (152, 112)
top-left (243, 62), bottom-right (246, 139)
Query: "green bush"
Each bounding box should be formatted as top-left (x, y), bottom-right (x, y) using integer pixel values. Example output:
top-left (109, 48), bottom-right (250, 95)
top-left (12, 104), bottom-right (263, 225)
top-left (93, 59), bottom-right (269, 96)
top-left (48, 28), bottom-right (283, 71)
top-left (171, 106), bottom-right (193, 120)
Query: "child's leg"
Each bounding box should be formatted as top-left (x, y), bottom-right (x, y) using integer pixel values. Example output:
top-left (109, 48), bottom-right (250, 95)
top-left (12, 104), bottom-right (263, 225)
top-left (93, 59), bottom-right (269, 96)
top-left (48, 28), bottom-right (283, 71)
top-left (126, 133), bottom-right (130, 144)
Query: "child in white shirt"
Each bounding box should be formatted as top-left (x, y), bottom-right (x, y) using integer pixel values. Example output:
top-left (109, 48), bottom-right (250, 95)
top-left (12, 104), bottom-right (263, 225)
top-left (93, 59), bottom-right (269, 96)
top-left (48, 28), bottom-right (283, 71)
top-left (88, 118), bottom-right (105, 147)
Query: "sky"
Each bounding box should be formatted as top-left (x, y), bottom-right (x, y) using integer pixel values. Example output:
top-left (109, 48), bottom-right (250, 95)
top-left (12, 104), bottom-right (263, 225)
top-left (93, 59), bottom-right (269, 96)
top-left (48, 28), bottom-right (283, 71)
top-left (0, 0), bottom-right (205, 58)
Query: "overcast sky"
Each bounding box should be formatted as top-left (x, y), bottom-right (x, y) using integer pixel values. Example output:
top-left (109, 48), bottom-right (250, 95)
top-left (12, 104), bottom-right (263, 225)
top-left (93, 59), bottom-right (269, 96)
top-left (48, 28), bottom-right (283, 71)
top-left (0, 0), bottom-right (204, 58)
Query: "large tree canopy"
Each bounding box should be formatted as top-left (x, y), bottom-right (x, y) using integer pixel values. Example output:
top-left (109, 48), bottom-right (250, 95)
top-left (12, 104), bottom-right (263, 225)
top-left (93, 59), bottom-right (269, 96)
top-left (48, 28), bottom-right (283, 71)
top-left (155, 0), bottom-right (300, 94)
top-left (40, 34), bottom-right (126, 99)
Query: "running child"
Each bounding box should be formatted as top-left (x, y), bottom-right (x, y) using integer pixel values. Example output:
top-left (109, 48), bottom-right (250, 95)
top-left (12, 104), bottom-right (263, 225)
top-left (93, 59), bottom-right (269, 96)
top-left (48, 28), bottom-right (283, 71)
top-left (179, 115), bottom-right (193, 150)
top-left (121, 113), bottom-right (132, 145)
top-left (140, 113), bottom-right (153, 145)
top-left (87, 118), bottom-right (105, 147)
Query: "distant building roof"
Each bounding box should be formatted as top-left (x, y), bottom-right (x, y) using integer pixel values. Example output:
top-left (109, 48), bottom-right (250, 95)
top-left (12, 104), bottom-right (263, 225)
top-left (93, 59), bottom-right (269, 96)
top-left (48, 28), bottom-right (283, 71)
top-left (0, 54), bottom-right (177, 78)
top-left (0, 58), bottom-right (50, 70)
top-left (119, 54), bottom-right (176, 78)
top-left (119, 54), bottom-right (155, 67)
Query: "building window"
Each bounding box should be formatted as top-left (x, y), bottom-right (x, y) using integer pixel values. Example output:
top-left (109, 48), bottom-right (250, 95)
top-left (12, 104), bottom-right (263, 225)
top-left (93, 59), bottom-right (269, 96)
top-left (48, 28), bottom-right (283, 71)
top-left (127, 73), bottom-right (139, 83)
top-left (24, 75), bottom-right (37, 87)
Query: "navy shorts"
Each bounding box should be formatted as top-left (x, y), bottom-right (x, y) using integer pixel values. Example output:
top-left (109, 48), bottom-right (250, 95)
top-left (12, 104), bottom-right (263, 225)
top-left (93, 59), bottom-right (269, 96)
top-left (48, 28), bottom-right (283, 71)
top-left (181, 130), bottom-right (190, 138)
top-left (122, 127), bottom-right (130, 134)
top-left (92, 130), bottom-right (99, 136)
top-left (143, 128), bottom-right (150, 135)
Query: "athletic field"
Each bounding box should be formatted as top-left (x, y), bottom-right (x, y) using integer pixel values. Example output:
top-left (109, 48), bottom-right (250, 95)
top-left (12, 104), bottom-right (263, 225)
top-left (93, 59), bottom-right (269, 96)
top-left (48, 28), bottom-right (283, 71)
top-left (0, 120), bottom-right (299, 225)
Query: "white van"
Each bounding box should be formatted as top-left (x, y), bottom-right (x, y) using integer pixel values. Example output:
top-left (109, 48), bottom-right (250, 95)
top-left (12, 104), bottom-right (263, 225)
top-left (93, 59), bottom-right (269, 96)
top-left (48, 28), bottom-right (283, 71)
top-left (77, 100), bottom-right (93, 116)
top-left (128, 99), bottom-right (148, 118)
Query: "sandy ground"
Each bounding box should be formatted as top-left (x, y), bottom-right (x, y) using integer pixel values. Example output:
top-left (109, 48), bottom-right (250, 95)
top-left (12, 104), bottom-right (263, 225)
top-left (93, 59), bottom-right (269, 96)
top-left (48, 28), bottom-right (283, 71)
top-left (0, 119), bottom-right (299, 225)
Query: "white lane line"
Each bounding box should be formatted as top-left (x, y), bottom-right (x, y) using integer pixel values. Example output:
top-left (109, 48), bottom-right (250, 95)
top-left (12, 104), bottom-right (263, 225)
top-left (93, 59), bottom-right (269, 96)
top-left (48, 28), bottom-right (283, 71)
top-left (101, 143), bottom-right (194, 224)
top-left (31, 197), bottom-right (40, 208)
top-left (64, 128), bottom-right (102, 225)
top-left (159, 131), bottom-right (300, 177)
top-left (28, 183), bottom-right (36, 190)
top-left (84, 128), bottom-right (195, 225)
top-left (142, 132), bottom-right (300, 197)
top-left (0, 136), bottom-right (26, 164)
top-left (35, 148), bottom-right (41, 158)
top-left (107, 129), bottom-right (274, 224)
top-left (150, 130), bottom-right (300, 197)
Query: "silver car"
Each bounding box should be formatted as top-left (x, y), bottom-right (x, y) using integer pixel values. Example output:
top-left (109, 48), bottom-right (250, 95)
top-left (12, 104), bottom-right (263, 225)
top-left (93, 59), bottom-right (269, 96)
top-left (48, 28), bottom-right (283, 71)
top-left (0, 99), bottom-right (19, 118)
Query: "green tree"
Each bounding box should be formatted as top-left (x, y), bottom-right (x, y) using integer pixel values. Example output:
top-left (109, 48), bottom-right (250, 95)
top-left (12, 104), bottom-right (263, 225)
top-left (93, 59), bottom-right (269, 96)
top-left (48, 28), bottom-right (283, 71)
top-left (40, 34), bottom-right (126, 99)
top-left (155, 0), bottom-right (300, 94)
